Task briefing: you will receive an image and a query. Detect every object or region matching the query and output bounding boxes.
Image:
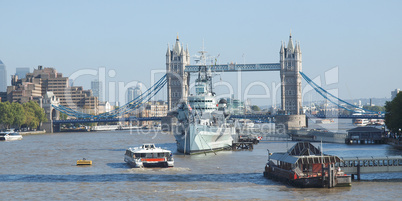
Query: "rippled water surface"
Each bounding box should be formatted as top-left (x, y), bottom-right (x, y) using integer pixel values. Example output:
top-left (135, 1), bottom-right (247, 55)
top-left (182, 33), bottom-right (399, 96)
top-left (1, 125), bottom-right (401, 200)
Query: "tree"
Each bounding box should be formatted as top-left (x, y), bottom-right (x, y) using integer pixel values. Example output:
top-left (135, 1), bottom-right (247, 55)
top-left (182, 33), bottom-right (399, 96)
top-left (31, 101), bottom-right (47, 124)
top-left (385, 92), bottom-right (402, 134)
top-left (363, 105), bottom-right (385, 113)
top-left (60, 113), bottom-right (68, 120)
top-left (11, 102), bottom-right (26, 128)
top-left (22, 101), bottom-right (47, 130)
top-left (0, 102), bottom-right (13, 128)
top-left (251, 105), bottom-right (261, 112)
top-left (23, 103), bottom-right (39, 129)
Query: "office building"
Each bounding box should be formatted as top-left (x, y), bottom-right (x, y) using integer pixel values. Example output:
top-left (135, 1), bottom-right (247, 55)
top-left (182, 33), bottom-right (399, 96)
top-left (0, 60), bottom-right (7, 92)
top-left (91, 80), bottom-right (103, 102)
top-left (127, 86), bottom-right (142, 103)
top-left (7, 65), bottom-right (98, 114)
top-left (15, 67), bottom-right (30, 79)
top-left (391, 89), bottom-right (400, 100)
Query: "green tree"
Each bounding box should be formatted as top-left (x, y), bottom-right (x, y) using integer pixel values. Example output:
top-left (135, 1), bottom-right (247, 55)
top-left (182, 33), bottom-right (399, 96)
top-left (22, 101), bottom-right (47, 130)
top-left (0, 102), bottom-right (13, 128)
top-left (11, 102), bottom-right (26, 128)
top-left (251, 105), bottom-right (261, 112)
top-left (363, 105), bottom-right (385, 113)
top-left (60, 113), bottom-right (68, 120)
top-left (23, 102), bottom-right (39, 129)
top-left (31, 101), bottom-right (47, 124)
top-left (385, 92), bottom-right (402, 134)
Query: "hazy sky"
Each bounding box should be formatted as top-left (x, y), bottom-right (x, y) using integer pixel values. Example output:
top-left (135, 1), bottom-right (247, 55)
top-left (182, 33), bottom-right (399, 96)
top-left (0, 0), bottom-right (401, 106)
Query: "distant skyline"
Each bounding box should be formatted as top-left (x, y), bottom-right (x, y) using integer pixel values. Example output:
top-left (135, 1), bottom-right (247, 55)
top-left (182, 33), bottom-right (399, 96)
top-left (0, 0), bottom-right (401, 105)
top-left (0, 60), bottom-right (6, 92)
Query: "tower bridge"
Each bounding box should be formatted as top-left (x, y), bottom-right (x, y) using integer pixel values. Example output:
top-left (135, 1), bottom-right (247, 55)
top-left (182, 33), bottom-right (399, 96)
top-left (167, 33), bottom-right (305, 130)
top-left (49, 34), bottom-right (379, 133)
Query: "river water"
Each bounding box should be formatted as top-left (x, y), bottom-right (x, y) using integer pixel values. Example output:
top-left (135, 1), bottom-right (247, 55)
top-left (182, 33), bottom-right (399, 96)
top-left (1, 123), bottom-right (402, 200)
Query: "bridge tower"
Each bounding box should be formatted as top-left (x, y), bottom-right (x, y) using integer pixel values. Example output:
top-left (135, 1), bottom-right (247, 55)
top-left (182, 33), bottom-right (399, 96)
top-left (166, 35), bottom-right (190, 110)
top-left (277, 33), bottom-right (306, 130)
top-left (280, 33), bottom-right (303, 115)
top-left (41, 91), bottom-right (60, 133)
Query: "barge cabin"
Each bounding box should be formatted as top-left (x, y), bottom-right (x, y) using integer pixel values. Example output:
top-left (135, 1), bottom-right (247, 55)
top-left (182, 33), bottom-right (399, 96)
top-left (263, 141), bottom-right (351, 188)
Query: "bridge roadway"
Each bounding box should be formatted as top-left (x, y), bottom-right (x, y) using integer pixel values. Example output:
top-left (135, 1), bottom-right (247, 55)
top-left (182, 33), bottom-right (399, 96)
top-left (231, 114), bottom-right (385, 119)
top-left (53, 114), bottom-right (384, 124)
top-left (336, 156), bottom-right (402, 180)
top-left (53, 117), bottom-right (162, 124)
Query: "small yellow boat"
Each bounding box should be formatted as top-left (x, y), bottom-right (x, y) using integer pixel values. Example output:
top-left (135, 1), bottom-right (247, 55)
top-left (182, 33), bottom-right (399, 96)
top-left (77, 158), bottom-right (92, 166)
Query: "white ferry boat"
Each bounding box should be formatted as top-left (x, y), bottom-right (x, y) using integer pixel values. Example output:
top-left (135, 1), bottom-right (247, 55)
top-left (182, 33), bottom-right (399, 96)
top-left (354, 119), bottom-right (369, 127)
top-left (91, 125), bottom-right (119, 131)
top-left (0, 130), bottom-right (23, 141)
top-left (124, 143), bottom-right (174, 168)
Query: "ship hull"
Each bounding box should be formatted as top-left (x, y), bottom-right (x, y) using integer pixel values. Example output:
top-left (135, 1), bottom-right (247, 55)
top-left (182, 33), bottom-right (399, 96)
top-left (174, 124), bottom-right (234, 154)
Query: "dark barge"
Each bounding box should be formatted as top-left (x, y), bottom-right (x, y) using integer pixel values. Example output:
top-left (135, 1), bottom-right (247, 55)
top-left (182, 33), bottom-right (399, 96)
top-left (263, 142), bottom-right (351, 188)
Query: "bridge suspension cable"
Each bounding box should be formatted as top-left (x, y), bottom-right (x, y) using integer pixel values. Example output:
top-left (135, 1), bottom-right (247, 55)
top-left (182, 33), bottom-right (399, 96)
top-left (300, 72), bottom-right (381, 114)
top-left (52, 74), bottom-right (167, 119)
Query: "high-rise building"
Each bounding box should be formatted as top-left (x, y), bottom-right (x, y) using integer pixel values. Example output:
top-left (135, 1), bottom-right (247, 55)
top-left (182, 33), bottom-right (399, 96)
top-left (166, 35), bottom-right (190, 110)
top-left (91, 80), bottom-right (103, 102)
top-left (0, 60), bottom-right (7, 92)
top-left (391, 89), bottom-right (400, 100)
top-left (15, 67), bottom-right (30, 79)
top-left (127, 86), bottom-right (142, 103)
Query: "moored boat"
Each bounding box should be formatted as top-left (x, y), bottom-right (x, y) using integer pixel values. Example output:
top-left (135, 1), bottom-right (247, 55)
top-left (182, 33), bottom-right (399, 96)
top-left (263, 142), bottom-right (351, 188)
top-left (315, 119), bottom-right (334, 124)
top-left (124, 143), bottom-right (174, 168)
top-left (170, 49), bottom-right (235, 154)
top-left (354, 119), bottom-right (369, 127)
top-left (0, 130), bottom-right (23, 141)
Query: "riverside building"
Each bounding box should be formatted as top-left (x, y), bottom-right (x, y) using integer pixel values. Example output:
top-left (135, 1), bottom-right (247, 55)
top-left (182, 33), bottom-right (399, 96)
top-left (6, 65), bottom-right (99, 114)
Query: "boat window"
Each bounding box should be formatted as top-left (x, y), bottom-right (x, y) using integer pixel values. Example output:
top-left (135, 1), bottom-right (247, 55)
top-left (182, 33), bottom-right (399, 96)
top-left (393, 159), bottom-right (398, 166)
top-left (135, 153), bottom-right (141, 158)
top-left (379, 160), bottom-right (383, 166)
top-left (343, 161), bottom-right (348, 167)
top-left (399, 159), bottom-right (402, 166)
top-left (140, 153), bottom-right (146, 157)
top-left (146, 153), bottom-right (153, 158)
top-left (384, 160), bottom-right (388, 166)
top-left (369, 160), bottom-right (373, 167)
top-left (388, 160), bottom-right (393, 166)
top-left (373, 160), bottom-right (378, 166)
top-left (363, 160), bottom-right (368, 167)
top-left (349, 161), bottom-right (354, 167)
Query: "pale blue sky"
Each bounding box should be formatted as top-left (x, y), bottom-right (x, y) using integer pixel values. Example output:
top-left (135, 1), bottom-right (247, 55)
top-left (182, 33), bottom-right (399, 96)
top-left (0, 0), bottom-right (401, 106)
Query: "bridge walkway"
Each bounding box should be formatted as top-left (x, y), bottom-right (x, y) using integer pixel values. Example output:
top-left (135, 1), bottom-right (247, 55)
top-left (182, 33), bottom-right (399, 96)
top-left (335, 156), bottom-right (402, 180)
